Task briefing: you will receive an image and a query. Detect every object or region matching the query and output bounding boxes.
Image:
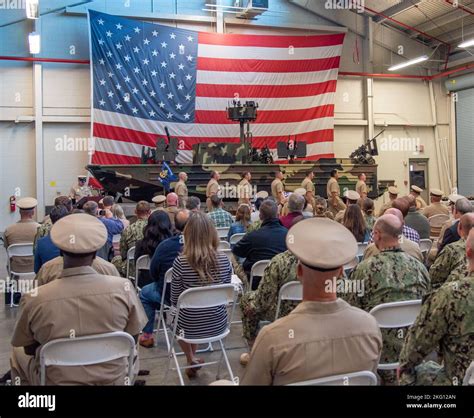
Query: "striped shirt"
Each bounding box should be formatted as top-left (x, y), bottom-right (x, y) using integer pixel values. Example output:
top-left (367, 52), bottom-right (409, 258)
top-left (171, 252), bottom-right (231, 339)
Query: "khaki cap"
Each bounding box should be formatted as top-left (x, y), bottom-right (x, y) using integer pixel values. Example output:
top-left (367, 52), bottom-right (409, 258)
top-left (17, 197), bottom-right (38, 210)
top-left (411, 185), bottom-right (423, 193)
top-left (388, 186), bottom-right (399, 195)
top-left (255, 191), bottom-right (268, 199)
top-left (293, 188), bottom-right (307, 196)
top-left (430, 188), bottom-right (443, 197)
top-left (286, 218), bottom-right (357, 269)
top-left (344, 190), bottom-right (360, 201)
top-left (448, 193), bottom-right (464, 204)
top-left (51, 213), bottom-right (106, 253)
top-left (152, 195), bottom-right (166, 204)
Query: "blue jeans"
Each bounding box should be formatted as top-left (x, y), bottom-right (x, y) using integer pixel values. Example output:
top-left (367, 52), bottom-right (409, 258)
top-left (139, 282), bottom-right (162, 334)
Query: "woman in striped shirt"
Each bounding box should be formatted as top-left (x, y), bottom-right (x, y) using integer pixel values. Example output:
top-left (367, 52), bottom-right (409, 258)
top-left (171, 212), bottom-right (232, 378)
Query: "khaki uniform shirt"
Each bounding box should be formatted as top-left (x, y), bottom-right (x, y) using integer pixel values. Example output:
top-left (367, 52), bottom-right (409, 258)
top-left (241, 300), bottom-right (382, 385)
top-left (271, 179), bottom-right (284, 202)
top-left (166, 206), bottom-right (179, 227)
top-left (12, 266), bottom-right (147, 385)
top-left (238, 178), bottom-right (252, 205)
top-left (69, 185), bottom-right (92, 200)
top-left (326, 178), bottom-right (345, 215)
top-left (4, 220), bottom-right (40, 273)
top-left (356, 180), bottom-right (368, 197)
top-left (36, 256), bottom-right (120, 287)
top-left (377, 200), bottom-right (394, 217)
top-left (415, 195), bottom-right (427, 210)
top-left (174, 180), bottom-right (188, 208)
top-left (422, 202), bottom-right (450, 218)
top-left (301, 178), bottom-right (315, 194)
top-left (206, 179), bottom-right (220, 198)
top-left (363, 239), bottom-right (423, 263)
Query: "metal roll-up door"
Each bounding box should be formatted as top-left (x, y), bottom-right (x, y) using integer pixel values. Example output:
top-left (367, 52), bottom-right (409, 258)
top-left (455, 89), bottom-right (474, 196)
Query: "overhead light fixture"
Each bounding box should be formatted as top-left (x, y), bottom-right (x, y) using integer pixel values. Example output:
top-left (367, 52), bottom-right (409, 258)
top-left (26, 0), bottom-right (39, 19)
top-left (388, 55), bottom-right (429, 71)
top-left (458, 39), bottom-right (474, 48)
top-left (28, 32), bottom-right (41, 54)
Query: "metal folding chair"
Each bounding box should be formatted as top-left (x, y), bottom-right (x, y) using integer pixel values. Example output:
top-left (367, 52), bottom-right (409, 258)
top-left (218, 240), bottom-right (231, 250)
top-left (164, 284), bottom-right (237, 385)
top-left (249, 259), bottom-right (270, 291)
top-left (216, 227), bottom-right (230, 241)
top-left (126, 246), bottom-right (135, 280)
top-left (275, 281), bottom-right (302, 320)
top-left (39, 332), bottom-right (136, 386)
top-left (419, 238), bottom-right (433, 262)
top-left (229, 233), bottom-right (245, 246)
top-left (369, 299), bottom-right (422, 371)
top-left (343, 256), bottom-right (359, 278)
top-left (357, 242), bottom-right (368, 260)
top-left (134, 254), bottom-right (150, 291)
top-left (6, 243), bottom-right (35, 307)
top-left (429, 214), bottom-right (450, 240)
top-left (288, 370), bottom-right (378, 386)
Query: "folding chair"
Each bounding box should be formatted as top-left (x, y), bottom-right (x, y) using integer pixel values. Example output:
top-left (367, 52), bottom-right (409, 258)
top-left (429, 214), bottom-right (450, 240)
top-left (229, 233), bottom-right (245, 246)
top-left (134, 255), bottom-right (150, 291)
top-left (6, 243), bottom-right (35, 307)
top-left (275, 281), bottom-right (303, 320)
top-left (218, 249), bottom-right (235, 274)
top-left (249, 259), bottom-right (270, 291)
top-left (357, 242), bottom-right (368, 260)
top-left (343, 256), bottom-right (359, 278)
top-left (218, 240), bottom-right (231, 250)
top-left (112, 234), bottom-right (121, 257)
top-left (369, 299), bottom-right (422, 370)
top-left (164, 284), bottom-right (237, 385)
top-left (216, 227), bottom-right (230, 241)
top-left (419, 238), bottom-right (433, 262)
top-left (288, 370), bottom-right (378, 386)
top-left (155, 269), bottom-right (214, 355)
top-left (125, 246), bottom-right (135, 280)
top-left (39, 332), bottom-right (136, 386)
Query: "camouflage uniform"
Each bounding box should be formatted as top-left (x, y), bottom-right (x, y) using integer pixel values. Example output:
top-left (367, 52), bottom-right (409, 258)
top-left (111, 218), bottom-right (147, 277)
top-left (247, 220), bottom-right (262, 233)
top-left (33, 219), bottom-right (52, 249)
top-left (365, 214), bottom-right (377, 232)
top-left (399, 271), bottom-right (474, 386)
top-left (240, 251), bottom-right (299, 342)
top-left (429, 239), bottom-right (466, 290)
top-left (346, 247), bottom-right (431, 384)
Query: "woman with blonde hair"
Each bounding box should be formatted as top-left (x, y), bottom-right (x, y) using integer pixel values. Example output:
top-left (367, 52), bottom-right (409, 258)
top-left (112, 203), bottom-right (129, 229)
top-left (170, 211), bottom-right (232, 377)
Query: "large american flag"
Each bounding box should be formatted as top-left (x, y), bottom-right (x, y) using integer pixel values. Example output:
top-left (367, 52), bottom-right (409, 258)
top-left (88, 10), bottom-right (345, 164)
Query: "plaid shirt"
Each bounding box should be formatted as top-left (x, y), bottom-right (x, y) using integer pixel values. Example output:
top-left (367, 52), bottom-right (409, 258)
top-left (208, 208), bottom-right (234, 228)
top-left (369, 225), bottom-right (420, 244)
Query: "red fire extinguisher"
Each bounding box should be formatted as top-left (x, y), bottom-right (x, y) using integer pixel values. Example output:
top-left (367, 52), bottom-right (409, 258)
top-left (9, 196), bottom-right (16, 212)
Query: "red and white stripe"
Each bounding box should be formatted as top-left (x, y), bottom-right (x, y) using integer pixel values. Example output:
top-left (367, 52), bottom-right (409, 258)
top-left (92, 32), bottom-right (345, 165)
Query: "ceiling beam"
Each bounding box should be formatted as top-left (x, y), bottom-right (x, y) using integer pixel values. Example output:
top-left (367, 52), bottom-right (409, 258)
top-left (373, 0), bottom-right (424, 23)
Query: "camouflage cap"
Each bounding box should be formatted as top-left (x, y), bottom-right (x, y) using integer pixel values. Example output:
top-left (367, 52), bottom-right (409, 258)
top-left (51, 213), bottom-right (106, 253)
top-left (286, 218), bottom-right (357, 269)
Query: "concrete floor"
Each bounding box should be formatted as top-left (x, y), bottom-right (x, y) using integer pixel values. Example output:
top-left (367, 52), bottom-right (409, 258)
top-left (0, 244), bottom-right (249, 386)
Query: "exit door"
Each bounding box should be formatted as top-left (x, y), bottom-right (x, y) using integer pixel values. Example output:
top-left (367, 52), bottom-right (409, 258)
top-left (409, 159), bottom-right (429, 204)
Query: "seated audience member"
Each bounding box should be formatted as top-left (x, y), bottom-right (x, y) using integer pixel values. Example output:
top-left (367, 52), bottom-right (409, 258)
top-left (111, 201), bottom-right (150, 277)
top-left (227, 204), bottom-right (251, 241)
top-left (34, 195), bottom-right (72, 247)
top-left (239, 217), bottom-right (305, 366)
top-left (185, 196), bottom-right (201, 212)
top-left (313, 196), bottom-right (334, 219)
top-left (361, 197), bottom-right (376, 232)
top-left (165, 192), bottom-right (179, 227)
top-left (404, 195), bottom-right (430, 240)
top-left (208, 195), bottom-right (234, 228)
top-left (152, 195), bottom-right (166, 212)
top-left (241, 218), bottom-right (382, 385)
top-left (251, 197), bottom-right (264, 223)
top-left (390, 198), bottom-right (421, 244)
top-left (399, 228), bottom-right (474, 386)
top-left (422, 189), bottom-right (450, 218)
top-left (342, 204), bottom-right (370, 243)
top-left (233, 200), bottom-right (287, 283)
top-left (438, 197), bottom-right (473, 253)
top-left (363, 208), bottom-right (423, 262)
top-left (346, 214), bottom-right (430, 384)
top-left (4, 197), bottom-right (40, 274)
top-left (170, 212), bottom-right (232, 377)
top-left (134, 210), bottom-right (173, 288)
top-left (302, 200), bottom-right (313, 218)
top-left (139, 209), bottom-right (190, 348)
top-left (429, 213), bottom-right (474, 290)
top-left (34, 205), bottom-right (69, 273)
top-left (437, 194), bottom-right (464, 246)
top-left (335, 190), bottom-right (360, 223)
top-left (112, 204), bottom-right (130, 229)
top-left (279, 193), bottom-right (305, 229)
top-left (10, 214), bottom-right (146, 385)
